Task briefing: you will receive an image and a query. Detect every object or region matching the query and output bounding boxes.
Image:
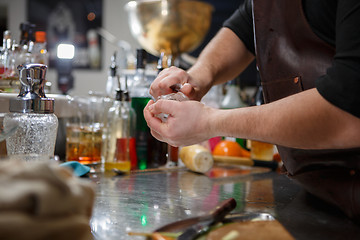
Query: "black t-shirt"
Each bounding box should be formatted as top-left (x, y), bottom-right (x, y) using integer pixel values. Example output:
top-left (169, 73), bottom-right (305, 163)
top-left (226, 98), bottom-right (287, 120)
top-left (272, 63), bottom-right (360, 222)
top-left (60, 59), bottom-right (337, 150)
top-left (223, 0), bottom-right (360, 118)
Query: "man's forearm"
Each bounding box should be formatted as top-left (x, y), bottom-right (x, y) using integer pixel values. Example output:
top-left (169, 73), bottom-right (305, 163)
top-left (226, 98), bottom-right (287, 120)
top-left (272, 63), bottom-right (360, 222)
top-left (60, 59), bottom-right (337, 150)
top-left (212, 88), bottom-right (360, 149)
top-left (187, 28), bottom-right (254, 99)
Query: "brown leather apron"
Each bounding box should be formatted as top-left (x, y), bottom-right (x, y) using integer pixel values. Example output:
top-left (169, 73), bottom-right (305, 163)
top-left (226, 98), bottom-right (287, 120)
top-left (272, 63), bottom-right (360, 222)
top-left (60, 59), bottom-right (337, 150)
top-left (252, 0), bottom-right (360, 222)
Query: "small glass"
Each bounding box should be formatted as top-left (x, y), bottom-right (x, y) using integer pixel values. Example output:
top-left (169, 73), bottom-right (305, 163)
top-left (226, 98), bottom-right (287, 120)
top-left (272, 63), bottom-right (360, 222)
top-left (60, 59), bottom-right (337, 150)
top-left (65, 94), bottom-right (105, 167)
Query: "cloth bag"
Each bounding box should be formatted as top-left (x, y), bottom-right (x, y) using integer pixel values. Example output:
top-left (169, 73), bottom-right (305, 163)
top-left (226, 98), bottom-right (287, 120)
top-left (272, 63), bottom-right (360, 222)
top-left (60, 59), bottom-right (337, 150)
top-left (0, 160), bottom-right (95, 240)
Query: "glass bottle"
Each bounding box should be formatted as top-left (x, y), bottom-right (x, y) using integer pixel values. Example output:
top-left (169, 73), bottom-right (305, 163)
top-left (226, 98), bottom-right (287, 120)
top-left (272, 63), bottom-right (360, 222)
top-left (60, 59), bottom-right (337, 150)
top-left (87, 29), bottom-right (101, 69)
top-left (102, 52), bottom-right (119, 165)
top-left (4, 64), bottom-right (58, 161)
top-left (105, 51), bottom-right (120, 98)
top-left (156, 53), bottom-right (181, 167)
top-left (105, 82), bottom-right (137, 172)
top-left (7, 40), bottom-right (21, 81)
top-left (27, 24), bottom-right (36, 54)
top-left (220, 78), bottom-right (247, 109)
top-left (130, 49), bottom-right (167, 169)
top-left (18, 22), bottom-right (36, 66)
top-left (32, 31), bottom-right (49, 65)
top-left (19, 22), bottom-right (30, 46)
top-left (0, 30), bottom-right (12, 80)
top-left (130, 49), bottom-right (150, 98)
top-left (130, 49), bottom-right (151, 170)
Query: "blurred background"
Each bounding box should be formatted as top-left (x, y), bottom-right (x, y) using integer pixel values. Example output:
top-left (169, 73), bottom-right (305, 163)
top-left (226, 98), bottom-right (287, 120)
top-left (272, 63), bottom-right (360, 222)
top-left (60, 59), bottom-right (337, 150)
top-left (0, 0), bottom-right (255, 96)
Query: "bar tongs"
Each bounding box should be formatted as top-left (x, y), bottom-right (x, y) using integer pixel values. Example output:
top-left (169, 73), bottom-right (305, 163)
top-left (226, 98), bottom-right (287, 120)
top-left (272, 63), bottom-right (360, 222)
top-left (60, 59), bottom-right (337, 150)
top-left (177, 198), bottom-right (237, 240)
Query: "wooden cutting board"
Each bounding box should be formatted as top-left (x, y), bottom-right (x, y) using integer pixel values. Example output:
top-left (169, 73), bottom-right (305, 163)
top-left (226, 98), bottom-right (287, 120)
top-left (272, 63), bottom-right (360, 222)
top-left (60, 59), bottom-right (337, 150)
top-left (206, 220), bottom-right (294, 240)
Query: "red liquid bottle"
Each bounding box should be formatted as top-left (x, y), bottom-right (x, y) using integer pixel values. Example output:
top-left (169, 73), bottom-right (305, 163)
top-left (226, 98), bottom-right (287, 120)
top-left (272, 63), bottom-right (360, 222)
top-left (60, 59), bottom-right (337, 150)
top-left (105, 78), bottom-right (137, 172)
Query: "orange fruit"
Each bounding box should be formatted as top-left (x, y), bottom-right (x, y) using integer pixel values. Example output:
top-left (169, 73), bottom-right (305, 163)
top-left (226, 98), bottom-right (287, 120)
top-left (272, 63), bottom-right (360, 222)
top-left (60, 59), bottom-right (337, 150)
top-left (212, 140), bottom-right (250, 158)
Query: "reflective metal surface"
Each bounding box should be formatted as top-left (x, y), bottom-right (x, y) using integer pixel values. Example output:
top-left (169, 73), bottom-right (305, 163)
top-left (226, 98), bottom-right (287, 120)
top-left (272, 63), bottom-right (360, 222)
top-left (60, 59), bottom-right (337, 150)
top-left (90, 165), bottom-right (360, 240)
top-left (125, 0), bottom-right (213, 58)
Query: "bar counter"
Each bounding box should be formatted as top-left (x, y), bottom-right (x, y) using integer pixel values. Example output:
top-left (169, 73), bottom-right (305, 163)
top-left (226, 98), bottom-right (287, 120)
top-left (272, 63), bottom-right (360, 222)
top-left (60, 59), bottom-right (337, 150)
top-left (89, 165), bottom-right (360, 239)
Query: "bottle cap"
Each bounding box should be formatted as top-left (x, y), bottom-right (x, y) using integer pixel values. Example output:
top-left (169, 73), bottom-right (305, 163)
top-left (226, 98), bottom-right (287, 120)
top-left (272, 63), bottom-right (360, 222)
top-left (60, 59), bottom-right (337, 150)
top-left (9, 64), bottom-right (54, 113)
top-left (136, 49), bottom-right (147, 69)
top-left (3, 30), bottom-right (12, 49)
top-left (28, 24), bottom-right (36, 42)
top-left (109, 52), bottom-right (118, 77)
top-left (3, 30), bottom-right (11, 39)
top-left (115, 89), bottom-right (130, 102)
top-left (35, 31), bottom-right (46, 43)
top-left (20, 22), bottom-right (30, 32)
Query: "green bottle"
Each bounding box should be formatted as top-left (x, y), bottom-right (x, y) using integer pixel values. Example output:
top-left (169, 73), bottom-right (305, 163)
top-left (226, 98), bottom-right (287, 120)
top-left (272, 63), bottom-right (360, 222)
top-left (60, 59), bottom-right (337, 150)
top-left (130, 49), bottom-right (167, 169)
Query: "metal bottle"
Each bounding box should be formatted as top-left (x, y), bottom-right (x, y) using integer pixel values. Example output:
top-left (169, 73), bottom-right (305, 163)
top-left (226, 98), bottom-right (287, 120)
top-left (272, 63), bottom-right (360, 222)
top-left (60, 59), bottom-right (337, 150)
top-left (4, 64), bottom-right (58, 161)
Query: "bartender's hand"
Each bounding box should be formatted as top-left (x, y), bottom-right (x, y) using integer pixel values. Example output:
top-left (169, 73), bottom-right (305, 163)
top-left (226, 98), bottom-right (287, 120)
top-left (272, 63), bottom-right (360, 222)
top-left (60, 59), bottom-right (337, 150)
top-left (149, 66), bottom-right (202, 101)
top-left (144, 99), bottom-right (215, 147)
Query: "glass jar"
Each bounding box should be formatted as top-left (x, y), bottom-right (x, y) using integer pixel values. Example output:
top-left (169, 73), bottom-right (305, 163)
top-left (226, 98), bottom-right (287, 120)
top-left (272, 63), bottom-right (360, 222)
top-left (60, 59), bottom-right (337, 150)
top-left (4, 112), bottom-right (58, 161)
top-left (4, 64), bottom-right (58, 161)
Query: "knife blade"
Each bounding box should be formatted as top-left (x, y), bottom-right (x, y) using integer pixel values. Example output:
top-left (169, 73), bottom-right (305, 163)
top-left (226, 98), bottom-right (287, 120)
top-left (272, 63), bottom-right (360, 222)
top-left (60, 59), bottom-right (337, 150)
top-left (177, 198), bottom-right (237, 240)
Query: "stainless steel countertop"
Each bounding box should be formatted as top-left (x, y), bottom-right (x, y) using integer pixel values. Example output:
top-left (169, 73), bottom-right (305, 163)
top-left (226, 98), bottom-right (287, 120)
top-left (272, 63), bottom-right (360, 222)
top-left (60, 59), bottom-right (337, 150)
top-left (89, 165), bottom-right (360, 240)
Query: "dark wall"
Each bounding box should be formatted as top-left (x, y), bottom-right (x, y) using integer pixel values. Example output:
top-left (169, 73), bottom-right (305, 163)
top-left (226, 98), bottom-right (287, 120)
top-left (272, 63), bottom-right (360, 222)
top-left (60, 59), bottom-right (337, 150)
top-left (191, 0), bottom-right (243, 57)
top-left (191, 0), bottom-right (257, 87)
